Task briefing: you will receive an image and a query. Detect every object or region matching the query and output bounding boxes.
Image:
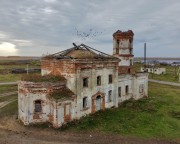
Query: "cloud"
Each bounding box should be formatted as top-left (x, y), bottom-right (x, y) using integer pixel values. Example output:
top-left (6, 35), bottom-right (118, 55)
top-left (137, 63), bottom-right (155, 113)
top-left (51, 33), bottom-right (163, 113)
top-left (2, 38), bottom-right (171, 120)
top-left (14, 39), bottom-right (33, 46)
top-left (44, 0), bottom-right (56, 3)
top-left (0, 0), bottom-right (180, 57)
top-left (41, 7), bottom-right (58, 14)
top-left (0, 32), bottom-right (7, 39)
top-left (0, 42), bottom-right (19, 56)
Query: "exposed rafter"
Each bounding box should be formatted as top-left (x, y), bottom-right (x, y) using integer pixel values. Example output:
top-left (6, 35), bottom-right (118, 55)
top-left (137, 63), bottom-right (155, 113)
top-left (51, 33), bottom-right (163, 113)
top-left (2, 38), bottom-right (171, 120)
top-left (47, 43), bottom-right (118, 60)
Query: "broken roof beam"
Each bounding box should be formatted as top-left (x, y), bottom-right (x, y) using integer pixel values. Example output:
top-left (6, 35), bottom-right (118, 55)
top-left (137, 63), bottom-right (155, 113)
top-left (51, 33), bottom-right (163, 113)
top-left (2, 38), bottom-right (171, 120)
top-left (81, 44), bottom-right (115, 58)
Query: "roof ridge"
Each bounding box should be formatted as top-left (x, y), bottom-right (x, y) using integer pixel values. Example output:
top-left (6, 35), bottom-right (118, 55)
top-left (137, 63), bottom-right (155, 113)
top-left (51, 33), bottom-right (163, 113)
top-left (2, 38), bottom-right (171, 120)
top-left (45, 43), bottom-right (119, 60)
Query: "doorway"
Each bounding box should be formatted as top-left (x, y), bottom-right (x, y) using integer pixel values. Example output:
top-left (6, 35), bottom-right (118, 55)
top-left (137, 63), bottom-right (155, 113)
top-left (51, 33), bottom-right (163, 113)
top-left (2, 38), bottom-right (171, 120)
top-left (96, 95), bottom-right (101, 111)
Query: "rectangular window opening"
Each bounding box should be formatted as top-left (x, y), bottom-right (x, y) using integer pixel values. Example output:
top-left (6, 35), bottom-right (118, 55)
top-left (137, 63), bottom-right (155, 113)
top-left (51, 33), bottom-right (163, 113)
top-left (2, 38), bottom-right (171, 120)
top-left (108, 90), bottom-right (112, 102)
top-left (83, 97), bottom-right (88, 108)
top-left (118, 87), bottom-right (121, 97)
top-left (139, 84), bottom-right (144, 93)
top-left (35, 100), bottom-right (42, 113)
top-left (97, 76), bottom-right (101, 86)
top-left (109, 74), bottom-right (113, 84)
top-left (125, 85), bottom-right (129, 95)
top-left (83, 78), bottom-right (88, 87)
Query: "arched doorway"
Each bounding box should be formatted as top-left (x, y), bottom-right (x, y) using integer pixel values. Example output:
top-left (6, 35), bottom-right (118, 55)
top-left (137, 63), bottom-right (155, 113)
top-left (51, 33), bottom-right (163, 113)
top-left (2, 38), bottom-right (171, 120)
top-left (96, 95), bottom-right (101, 111)
top-left (91, 92), bottom-right (105, 113)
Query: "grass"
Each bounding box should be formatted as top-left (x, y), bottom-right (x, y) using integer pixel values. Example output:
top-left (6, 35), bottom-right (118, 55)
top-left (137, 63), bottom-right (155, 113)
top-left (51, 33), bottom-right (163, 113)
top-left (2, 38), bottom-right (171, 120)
top-left (0, 61), bottom-right (40, 82)
top-left (149, 73), bottom-right (179, 82)
top-left (0, 100), bottom-right (18, 117)
top-left (21, 74), bottom-right (66, 82)
top-left (50, 88), bottom-right (74, 100)
top-left (62, 82), bottom-right (180, 140)
top-left (0, 74), bottom-right (22, 82)
top-left (0, 81), bottom-right (179, 140)
top-left (0, 94), bottom-right (17, 102)
top-left (0, 84), bottom-right (18, 93)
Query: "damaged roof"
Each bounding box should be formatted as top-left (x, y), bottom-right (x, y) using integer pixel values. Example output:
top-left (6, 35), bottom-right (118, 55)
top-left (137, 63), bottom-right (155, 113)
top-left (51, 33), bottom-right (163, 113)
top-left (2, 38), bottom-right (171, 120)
top-left (49, 87), bottom-right (75, 100)
top-left (45, 43), bottom-right (119, 60)
top-left (113, 30), bottom-right (134, 37)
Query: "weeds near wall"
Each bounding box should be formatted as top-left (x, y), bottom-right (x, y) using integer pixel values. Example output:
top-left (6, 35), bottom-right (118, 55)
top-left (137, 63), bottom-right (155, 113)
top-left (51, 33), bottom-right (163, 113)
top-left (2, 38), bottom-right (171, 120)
top-left (21, 74), bottom-right (66, 83)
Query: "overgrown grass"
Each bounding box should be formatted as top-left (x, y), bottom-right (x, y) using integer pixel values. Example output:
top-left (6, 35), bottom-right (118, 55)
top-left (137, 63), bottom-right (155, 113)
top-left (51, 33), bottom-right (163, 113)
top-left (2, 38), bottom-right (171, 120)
top-left (21, 74), bottom-right (66, 83)
top-left (50, 88), bottom-right (74, 100)
top-left (62, 82), bottom-right (180, 139)
top-left (149, 73), bottom-right (179, 82)
top-left (0, 94), bottom-right (17, 102)
top-left (0, 60), bottom-right (40, 82)
top-left (0, 100), bottom-right (18, 117)
top-left (0, 84), bottom-right (18, 93)
top-left (0, 82), bottom-right (179, 140)
top-left (0, 74), bottom-right (22, 82)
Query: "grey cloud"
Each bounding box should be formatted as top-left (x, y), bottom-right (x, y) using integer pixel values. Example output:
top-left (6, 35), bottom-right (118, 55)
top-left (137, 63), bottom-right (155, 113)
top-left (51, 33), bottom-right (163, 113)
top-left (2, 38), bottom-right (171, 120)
top-left (0, 0), bottom-right (180, 56)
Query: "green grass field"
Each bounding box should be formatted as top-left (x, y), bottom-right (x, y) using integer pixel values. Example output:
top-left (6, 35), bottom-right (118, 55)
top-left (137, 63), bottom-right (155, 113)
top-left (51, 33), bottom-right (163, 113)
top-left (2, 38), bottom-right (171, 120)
top-left (0, 81), bottom-right (179, 140)
top-left (0, 60), bottom-right (40, 82)
top-left (0, 74), bottom-right (22, 82)
top-left (0, 94), bottom-right (17, 102)
top-left (0, 84), bottom-right (18, 117)
top-left (0, 84), bottom-right (18, 93)
top-left (63, 82), bottom-right (180, 140)
top-left (134, 62), bottom-right (180, 83)
top-left (0, 100), bottom-right (18, 117)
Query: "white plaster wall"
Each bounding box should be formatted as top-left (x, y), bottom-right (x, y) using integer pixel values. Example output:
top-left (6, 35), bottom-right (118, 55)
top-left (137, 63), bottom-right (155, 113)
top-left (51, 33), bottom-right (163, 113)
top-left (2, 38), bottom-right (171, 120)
top-left (118, 73), bottom-right (148, 103)
top-left (27, 93), bottom-right (50, 124)
top-left (61, 73), bottom-right (77, 94)
top-left (118, 75), bottom-right (133, 103)
top-left (135, 73), bottom-right (148, 99)
top-left (113, 39), bottom-right (116, 49)
top-left (41, 69), bottom-right (51, 76)
top-left (119, 58), bottom-right (130, 66)
top-left (74, 67), bottom-right (118, 119)
top-left (119, 49), bottom-right (130, 55)
top-left (119, 39), bottom-right (129, 48)
top-left (18, 92), bottom-right (28, 124)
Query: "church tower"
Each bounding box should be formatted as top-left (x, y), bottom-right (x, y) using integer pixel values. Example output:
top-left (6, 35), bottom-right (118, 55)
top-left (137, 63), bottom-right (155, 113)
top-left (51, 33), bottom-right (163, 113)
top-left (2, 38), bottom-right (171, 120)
top-left (113, 30), bottom-right (135, 74)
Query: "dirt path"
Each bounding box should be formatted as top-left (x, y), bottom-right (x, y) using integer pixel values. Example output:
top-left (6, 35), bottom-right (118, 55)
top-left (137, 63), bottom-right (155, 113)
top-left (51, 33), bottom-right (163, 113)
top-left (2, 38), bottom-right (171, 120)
top-left (0, 117), bottom-right (179, 144)
top-left (149, 79), bottom-right (180, 86)
top-left (0, 91), bottom-right (17, 97)
top-left (0, 128), bottom-right (178, 144)
top-left (0, 82), bottom-right (17, 85)
top-left (0, 98), bottom-right (17, 109)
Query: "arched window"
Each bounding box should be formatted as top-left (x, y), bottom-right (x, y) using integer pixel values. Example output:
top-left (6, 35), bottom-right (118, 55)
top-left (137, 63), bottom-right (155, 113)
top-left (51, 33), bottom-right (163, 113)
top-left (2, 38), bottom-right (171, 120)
top-left (35, 100), bottom-right (42, 113)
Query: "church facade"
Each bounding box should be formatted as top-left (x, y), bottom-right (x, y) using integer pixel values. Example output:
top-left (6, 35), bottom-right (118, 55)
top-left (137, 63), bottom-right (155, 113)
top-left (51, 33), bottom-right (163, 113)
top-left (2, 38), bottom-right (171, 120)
top-left (18, 30), bottom-right (148, 128)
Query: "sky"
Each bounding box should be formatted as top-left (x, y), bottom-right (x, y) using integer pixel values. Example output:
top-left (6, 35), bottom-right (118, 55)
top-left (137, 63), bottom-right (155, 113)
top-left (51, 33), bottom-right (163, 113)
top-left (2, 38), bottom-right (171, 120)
top-left (0, 0), bottom-right (180, 57)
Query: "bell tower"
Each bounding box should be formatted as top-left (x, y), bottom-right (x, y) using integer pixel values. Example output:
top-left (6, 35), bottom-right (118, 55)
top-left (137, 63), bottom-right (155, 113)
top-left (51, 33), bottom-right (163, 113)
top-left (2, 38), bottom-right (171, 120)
top-left (113, 30), bottom-right (134, 66)
top-left (113, 30), bottom-right (135, 74)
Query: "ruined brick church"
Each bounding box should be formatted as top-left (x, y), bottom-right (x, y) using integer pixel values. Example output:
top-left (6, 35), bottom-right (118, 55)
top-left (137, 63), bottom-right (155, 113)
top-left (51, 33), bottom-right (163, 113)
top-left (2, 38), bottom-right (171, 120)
top-left (18, 30), bottom-right (148, 128)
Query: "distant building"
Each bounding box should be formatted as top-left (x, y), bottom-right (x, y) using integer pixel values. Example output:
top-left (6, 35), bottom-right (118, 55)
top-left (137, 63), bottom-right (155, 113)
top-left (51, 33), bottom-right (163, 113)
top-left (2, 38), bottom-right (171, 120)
top-left (171, 62), bottom-right (180, 66)
top-left (141, 67), bottom-right (166, 75)
top-left (18, 30), bottom-right (148, 128)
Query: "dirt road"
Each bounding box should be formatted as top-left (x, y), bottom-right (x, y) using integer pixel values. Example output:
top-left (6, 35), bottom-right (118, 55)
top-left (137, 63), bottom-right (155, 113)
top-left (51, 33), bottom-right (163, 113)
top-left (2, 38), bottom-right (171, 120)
top-left (149, 79), bottom-right (180, 86)
top-left (0, 117), bottom-right (178, 144)
top-left (0, 82), bottom-right (17, 85)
